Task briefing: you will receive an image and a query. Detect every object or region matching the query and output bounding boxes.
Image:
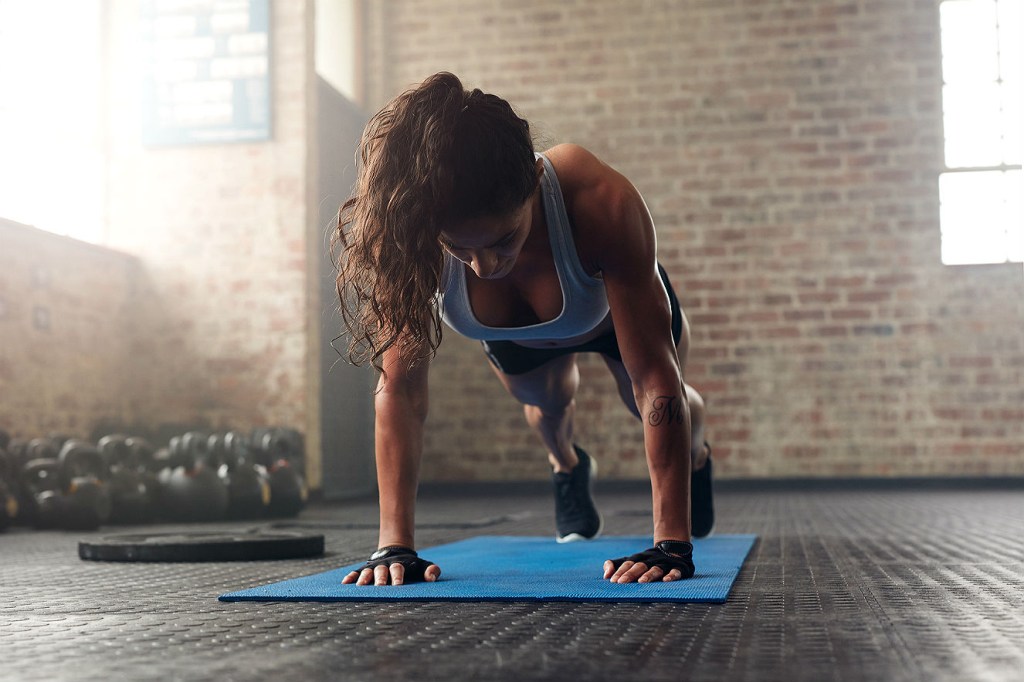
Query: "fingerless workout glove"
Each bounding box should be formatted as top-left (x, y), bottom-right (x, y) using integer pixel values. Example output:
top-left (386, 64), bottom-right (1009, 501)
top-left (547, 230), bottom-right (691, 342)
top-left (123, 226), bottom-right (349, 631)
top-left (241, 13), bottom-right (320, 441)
top-left (363, 545), bottom-right (433, 583)
top-left (609, 540), bottom-right (695, 580)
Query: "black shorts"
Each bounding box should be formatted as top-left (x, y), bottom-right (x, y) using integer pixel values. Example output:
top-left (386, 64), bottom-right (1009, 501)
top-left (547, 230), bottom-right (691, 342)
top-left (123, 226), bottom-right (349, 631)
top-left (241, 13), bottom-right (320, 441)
top-left (481, 263), bottom-right (683, 375)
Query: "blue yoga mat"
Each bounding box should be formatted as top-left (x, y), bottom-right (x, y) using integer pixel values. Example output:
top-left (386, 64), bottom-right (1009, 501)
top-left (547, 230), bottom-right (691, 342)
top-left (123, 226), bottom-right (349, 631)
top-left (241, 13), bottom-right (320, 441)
top-left (220, 535), bottom-right (757, 603)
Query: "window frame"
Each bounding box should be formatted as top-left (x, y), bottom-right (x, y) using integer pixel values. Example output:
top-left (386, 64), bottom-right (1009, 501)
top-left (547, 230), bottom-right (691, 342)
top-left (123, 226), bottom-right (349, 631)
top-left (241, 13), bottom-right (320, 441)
top-left (937, 0), bottom-right (1022, 266)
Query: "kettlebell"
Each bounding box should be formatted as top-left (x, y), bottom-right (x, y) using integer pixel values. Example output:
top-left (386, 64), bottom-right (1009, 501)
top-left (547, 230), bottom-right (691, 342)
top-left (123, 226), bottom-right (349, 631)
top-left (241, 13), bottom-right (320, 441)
top-left (0, 447), bottom-right (19, 530)
top-left (5, 438), bottom-right (28, 472)
top-left (21, 457), bottom-right (64, 529)
top-left (157, 431), bottom-right (228, 522)
top-left (253, 427), bottom-right (308, 518)
top-left (57, 440), bottom-right (113, 530)
top-left (25, 437), bottom-right (60, 463)
top-left (126, 436), bottom-right (160, 515)
top-left (210, 432), bottom-right (271, 520)
top-left (98, 434), bottom-right (154, 525)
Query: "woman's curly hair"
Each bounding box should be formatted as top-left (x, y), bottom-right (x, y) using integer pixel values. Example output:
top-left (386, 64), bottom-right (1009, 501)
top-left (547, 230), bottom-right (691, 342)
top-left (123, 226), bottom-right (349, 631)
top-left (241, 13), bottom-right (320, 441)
top-left (334, 72), bottom-right (536, 374)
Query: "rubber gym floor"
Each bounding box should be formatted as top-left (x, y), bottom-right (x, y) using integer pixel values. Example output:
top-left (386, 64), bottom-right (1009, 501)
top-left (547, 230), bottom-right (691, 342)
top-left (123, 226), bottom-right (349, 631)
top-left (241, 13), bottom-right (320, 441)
top-left (2, 482), bottom-right (1023, 682)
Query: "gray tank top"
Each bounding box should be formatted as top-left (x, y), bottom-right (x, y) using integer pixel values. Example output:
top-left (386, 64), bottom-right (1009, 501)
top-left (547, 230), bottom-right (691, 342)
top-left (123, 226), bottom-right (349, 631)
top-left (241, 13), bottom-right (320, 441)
top-left (438, 153), bottom-right (610, 341)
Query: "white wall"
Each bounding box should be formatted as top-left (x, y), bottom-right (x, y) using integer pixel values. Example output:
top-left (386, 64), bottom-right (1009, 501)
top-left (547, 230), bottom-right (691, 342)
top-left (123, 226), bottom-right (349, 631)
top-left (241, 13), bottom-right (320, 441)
top-left (315, 0), bottom-right (360, 103)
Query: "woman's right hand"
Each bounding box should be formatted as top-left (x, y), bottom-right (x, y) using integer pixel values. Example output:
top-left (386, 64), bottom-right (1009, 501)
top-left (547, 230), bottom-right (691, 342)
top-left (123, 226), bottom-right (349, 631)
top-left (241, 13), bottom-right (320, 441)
top-left (341, 546), bottom-right (441, 586)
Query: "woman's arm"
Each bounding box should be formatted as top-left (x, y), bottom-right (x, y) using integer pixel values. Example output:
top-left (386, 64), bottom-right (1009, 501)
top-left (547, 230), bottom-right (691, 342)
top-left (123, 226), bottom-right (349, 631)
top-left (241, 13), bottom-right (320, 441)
top-left (556, 145), bottom-right (692, 581)
top-left (374, 345), bottom-right (430, 549)
top-left (342, 341), bottom-right (440, 585)
top-left (601, 200), bottom-right (692, 548)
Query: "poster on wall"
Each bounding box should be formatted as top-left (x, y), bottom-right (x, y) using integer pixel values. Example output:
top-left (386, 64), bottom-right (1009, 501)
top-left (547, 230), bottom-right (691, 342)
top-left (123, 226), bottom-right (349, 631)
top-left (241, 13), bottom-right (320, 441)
top-left (140, 0), bottom-right (271, 146)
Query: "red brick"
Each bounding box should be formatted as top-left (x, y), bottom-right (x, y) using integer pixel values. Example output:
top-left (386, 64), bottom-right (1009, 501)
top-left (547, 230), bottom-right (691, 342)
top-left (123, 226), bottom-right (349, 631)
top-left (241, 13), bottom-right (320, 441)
top-left (830, 309), bottom-right (873, 320)
top-left (799, 292), bottom-right (840, 304)
top-left (847, 291), bottom-right (892, 303)
top-left (692, 312), bottom-right (732, 325)
top-left (785, 309), bottom-right (826, 321)
top-left (949, 357), bottom-right (995, 369)
top-left (737, 311), bottom-right (780, 324)
top-left (763, 326), bottom-right (803, 339)
top-left (813, 326), bottom-right (849, 337)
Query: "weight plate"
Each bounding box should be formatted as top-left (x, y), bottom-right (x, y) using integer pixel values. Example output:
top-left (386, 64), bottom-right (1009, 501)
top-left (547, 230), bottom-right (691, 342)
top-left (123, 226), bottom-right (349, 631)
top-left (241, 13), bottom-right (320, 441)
top-left (78, 530), bottom-right (324, 562)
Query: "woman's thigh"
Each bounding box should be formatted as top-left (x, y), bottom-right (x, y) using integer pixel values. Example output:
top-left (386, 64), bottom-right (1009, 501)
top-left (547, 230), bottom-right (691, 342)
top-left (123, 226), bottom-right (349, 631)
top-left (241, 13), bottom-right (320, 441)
top-left (486, 352), bottom-right (580, 411)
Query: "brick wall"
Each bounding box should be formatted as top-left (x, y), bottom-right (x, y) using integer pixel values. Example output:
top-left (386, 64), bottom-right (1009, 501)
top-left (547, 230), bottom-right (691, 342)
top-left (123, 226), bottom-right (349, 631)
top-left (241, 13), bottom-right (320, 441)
top-left (363, 0), bottom-right (1024, 480)
top-left (0, 1), bottom-right (324, 488)
top-left (0, 219), bottom-right (152, 437)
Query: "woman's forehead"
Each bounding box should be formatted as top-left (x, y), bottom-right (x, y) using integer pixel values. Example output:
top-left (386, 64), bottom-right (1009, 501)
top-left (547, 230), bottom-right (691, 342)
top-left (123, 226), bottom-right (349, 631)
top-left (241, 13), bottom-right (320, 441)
top-left (441, 205), bottom-right (526, 246)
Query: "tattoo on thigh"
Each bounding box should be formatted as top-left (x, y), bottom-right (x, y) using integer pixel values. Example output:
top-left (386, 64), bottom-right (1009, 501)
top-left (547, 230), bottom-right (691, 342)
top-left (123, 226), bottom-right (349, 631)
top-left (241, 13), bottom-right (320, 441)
top-left (649, 395), bottom-right (684, 427)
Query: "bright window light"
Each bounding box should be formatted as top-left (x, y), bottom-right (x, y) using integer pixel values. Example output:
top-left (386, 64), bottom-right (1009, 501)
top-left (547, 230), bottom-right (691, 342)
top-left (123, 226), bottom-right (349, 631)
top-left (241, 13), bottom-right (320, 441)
top-left (0, 0), bottom-right (104, 244)
top-left (939, 0), bottom-right (1023, 265)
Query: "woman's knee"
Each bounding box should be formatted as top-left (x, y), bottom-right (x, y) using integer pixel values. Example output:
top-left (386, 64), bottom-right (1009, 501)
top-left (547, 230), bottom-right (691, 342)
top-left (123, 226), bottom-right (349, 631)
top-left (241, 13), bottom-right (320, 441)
top-left (523, 400), bottom-right (575, 431)
top-left (685, 384), bottom-right (704, 425)
top-left (684, 384), bottom-right (708, 466)
top-left (599, 355), bottom-right (641, 419)
top-left (675, 309), bottom-right (692, 371)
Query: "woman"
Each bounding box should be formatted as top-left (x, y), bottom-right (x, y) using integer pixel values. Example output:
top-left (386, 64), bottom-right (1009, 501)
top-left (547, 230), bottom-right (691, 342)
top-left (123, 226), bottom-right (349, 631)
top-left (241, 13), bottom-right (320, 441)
top-left (336, 72), bottom-right (713, 586)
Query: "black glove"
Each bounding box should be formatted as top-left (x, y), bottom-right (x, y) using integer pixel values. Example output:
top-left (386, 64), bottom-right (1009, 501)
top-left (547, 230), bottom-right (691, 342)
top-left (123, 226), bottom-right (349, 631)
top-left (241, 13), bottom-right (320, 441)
top-left (608, 540), bottom-right (695, 580)
top-left (362, 545), bottom-right (434, 583)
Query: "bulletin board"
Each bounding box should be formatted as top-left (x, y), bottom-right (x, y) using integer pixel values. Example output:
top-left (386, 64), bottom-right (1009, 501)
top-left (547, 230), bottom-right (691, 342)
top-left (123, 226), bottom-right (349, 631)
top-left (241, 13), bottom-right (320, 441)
top-left (140, 0), bottom-right (271, 146)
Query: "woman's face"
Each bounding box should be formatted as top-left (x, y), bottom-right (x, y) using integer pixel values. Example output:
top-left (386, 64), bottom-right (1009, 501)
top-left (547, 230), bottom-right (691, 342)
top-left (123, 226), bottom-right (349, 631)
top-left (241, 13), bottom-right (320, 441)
top-left (440, 196), bottom-right (534, 280)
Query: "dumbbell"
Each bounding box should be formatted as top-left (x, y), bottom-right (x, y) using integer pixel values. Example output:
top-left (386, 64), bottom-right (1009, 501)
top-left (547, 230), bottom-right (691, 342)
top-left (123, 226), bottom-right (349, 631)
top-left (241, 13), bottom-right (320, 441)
top-left (98, 434), bottom-right (155, 525)
top-left (209, 432), bottom-right (272, 520)
top-left (156, 431), bottom-right (228, 522)
top-left (251, 427), bottom-right (308, 518)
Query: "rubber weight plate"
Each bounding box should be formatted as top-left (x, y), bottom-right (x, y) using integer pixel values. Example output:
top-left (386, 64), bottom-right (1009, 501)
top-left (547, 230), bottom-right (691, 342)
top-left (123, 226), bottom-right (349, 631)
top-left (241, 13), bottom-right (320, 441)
top-left (79, 530), bottom-right (324, 562)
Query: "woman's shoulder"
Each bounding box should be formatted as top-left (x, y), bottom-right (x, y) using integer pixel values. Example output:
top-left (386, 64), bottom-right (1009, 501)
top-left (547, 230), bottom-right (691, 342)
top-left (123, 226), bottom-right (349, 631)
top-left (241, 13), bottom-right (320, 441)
top-left (541, 143), bottom-right (606, 188)
top-left (542, 144), bottom-right (643, 233)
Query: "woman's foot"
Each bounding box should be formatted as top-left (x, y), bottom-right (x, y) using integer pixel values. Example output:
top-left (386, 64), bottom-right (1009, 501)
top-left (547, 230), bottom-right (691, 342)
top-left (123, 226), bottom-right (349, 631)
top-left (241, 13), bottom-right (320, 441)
top-left (553, 445), bottom-right (603, 542)
top-left (691, 442), bottom-right (715, 538)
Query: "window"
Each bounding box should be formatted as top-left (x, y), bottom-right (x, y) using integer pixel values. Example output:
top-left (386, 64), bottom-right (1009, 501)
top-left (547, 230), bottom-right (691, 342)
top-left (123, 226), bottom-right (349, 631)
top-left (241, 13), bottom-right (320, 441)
top-left (0, 0), bottom-right (104, 243)
top-left (939, 0), bottom-right (1022, 265)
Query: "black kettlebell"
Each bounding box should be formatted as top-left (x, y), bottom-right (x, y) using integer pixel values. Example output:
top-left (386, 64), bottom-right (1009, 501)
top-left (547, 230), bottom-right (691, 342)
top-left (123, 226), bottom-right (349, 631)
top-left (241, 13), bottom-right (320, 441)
top-left (25, 437), bottom-right (60, 463)
top-left (5, 438), bottom-right (28, 472)
top-left (0, 447), bottom-right (19, 530)
top-left (127, 436), bottom-right (160, 514)
top-left (210, 432), bottom-right (271, 520)
top-left (57, 440), bottom-right (113, 530)
top-left (21, 457), bottom-right (64, 529)
top-left (157, 431), bottom-right (228, 522)
top-left (48, 433), bottom-right (72, 451)
top-left (253, 427), bottom-right (308, 518)
top-left (98, 434), bottom-right (154, 524)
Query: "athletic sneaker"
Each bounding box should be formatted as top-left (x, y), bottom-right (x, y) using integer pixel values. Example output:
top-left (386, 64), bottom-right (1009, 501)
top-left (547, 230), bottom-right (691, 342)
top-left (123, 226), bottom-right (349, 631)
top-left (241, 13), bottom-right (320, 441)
top-left (553, 445), bottom-right (603, 543)
top-left (691, 442), bottom-right (715, 538)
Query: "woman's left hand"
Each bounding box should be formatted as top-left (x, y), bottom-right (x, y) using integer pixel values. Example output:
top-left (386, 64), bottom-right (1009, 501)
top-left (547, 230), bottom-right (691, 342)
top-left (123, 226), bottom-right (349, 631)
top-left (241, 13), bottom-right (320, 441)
top-left (603, 541), bottom-right (695, 583)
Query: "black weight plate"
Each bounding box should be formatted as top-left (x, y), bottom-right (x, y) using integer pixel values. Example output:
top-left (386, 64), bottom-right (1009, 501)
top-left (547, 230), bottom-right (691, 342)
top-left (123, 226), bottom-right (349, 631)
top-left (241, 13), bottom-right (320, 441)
top-left (78, 530), bottom-right (324, 562)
